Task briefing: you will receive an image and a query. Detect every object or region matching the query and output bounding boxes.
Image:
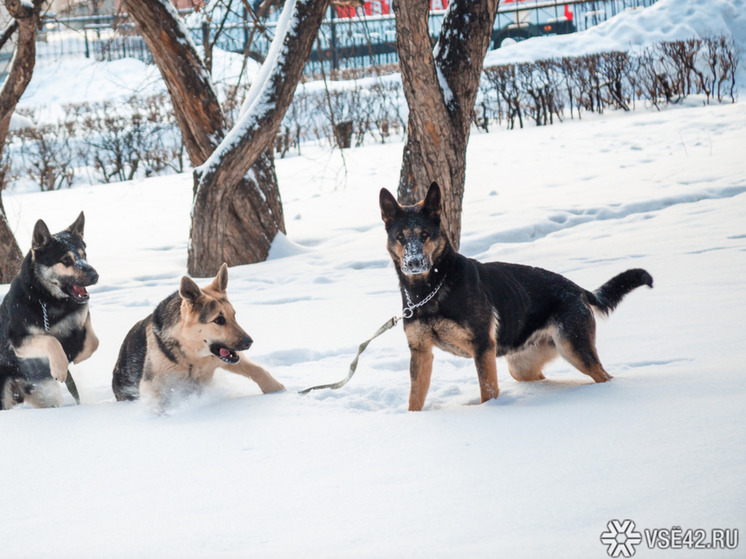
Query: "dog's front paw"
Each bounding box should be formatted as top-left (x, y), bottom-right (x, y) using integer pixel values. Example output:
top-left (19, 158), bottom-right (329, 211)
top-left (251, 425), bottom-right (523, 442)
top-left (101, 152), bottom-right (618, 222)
top-left (264, 378), bottom-right (286, 393)
top-left (49, 359), bottom-right (69, 383)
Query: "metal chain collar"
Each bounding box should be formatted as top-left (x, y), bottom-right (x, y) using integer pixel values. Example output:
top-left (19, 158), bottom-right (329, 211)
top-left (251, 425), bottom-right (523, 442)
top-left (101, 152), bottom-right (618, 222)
top-left (40, 301), bottom-right (51, 332)
top-left (402, 275), bottom-right (446, 319)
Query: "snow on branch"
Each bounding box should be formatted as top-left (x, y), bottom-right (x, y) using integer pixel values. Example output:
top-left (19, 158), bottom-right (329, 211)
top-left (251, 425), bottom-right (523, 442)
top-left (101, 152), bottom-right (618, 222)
top-left (195, 0), bottom-right (326, 193)
top-left (148, 0), bottom-right (216, 89)
top-left (239, 0), bottom-right (299, 121)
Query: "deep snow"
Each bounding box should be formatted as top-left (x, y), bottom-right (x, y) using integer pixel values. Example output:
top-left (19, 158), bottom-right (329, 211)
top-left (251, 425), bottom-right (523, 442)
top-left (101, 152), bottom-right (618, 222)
top-left (1, 0), bottom-right (745, 557)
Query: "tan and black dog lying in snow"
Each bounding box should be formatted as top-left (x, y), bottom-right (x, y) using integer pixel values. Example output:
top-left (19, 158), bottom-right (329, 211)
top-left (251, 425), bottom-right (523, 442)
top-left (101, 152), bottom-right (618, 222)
top-left (112, 263), bottom-right (284, 405)
top-left (0, 213), bottom-right (99, 409)
top-left (380, 182), bottom-right (653, 411)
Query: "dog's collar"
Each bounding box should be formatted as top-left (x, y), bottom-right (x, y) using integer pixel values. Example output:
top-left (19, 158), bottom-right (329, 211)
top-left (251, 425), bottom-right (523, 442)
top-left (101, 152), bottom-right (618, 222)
top-left (40, 301), bottom-right (50, 332)
top-left (402, 275), bottom-right (446, 319)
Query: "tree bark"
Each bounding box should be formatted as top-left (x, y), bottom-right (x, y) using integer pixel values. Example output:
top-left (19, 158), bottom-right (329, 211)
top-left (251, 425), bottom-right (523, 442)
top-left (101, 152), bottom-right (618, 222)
top-left (189, 0), bottom-right (329, 276)
top-left (123, 0), bottom-right (327, 277)
top-left (0, 0), bottom-right (45, 282)
top-left (394, 0), bottom-right (498, 249)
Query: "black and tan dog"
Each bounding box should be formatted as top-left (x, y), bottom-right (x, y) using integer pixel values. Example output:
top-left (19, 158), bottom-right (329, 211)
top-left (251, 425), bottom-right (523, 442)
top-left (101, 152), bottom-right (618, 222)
top-left (112, 263), bottom-right (284, 405)
top-left (0, 213), bottom-right (99, 410)
top-left (380, 182), bottom-right (653, 411)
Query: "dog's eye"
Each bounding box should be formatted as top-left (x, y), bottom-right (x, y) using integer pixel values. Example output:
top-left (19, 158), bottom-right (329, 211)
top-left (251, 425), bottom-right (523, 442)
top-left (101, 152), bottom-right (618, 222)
top-left (214, 315), bottom-right (226, 326)
top-left (61, 256), bottom-right (73, 267)
top-left (420, 231), bottom-right (430, 241)
top-left (396, 233), bottom-right (405, 243)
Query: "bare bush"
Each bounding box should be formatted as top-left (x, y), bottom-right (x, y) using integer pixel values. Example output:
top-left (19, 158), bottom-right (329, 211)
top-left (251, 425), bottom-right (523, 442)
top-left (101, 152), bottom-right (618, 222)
top-left (14, 123), bottom-right (76, 191)
top-left (708, 35), bottom-right (739, 103)
top-left (367, 81), bottom-right (406, 142)
top-left (481, 35), bottom-right (738, 125)
top-left (599, 51), bottom-right (632, 111)
top-left (1, 37), bottom-right (739, 192)
top-left (483, 64), bottom-right (523, 129)
top-left (77, 95), bottom-right (183, 183)
top-left (279, 90), bottom-right (317, 157)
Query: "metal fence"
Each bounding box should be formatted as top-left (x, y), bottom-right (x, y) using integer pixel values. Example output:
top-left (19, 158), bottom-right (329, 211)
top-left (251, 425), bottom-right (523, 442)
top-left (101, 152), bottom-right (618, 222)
top-left (31, 0), bottom-right (659, 76)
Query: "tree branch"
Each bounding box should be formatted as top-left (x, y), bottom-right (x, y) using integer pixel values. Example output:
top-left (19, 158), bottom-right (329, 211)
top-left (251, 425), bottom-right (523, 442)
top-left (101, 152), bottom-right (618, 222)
top-left (435, 0), bottom-right (499, 140)
top-left (0, 0), bottom-right (45, 281)
top-left (0, 20), bottom-right (18, 52)
top-left (393, 0), bottom-right (498, 248)
top-left (392, 0), bottom-right (451, 156)
top-left (195, 0), bottom-right (329, 197)
top-left (121, 0), bottom-right (225, 165)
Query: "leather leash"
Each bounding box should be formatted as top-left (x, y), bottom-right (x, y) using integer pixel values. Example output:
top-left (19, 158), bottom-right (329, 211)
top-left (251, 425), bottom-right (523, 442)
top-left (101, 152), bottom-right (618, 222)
top-left (298, 277), bottom-right (445, 395)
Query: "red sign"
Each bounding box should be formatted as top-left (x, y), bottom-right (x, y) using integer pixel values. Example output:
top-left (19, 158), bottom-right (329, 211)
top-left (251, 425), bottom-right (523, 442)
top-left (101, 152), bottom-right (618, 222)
top-left (336, 1), bottom-right (449, 18)
top-left (336, 1), bottom-right (572, 22)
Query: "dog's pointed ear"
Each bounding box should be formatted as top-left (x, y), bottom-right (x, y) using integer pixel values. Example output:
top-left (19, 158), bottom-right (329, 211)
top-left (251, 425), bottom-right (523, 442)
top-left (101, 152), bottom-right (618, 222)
top-left (66, 211), bottom-right (85, 238)
top-left (379, 188), bottom-right (401, 225)
top-left (210, 263), bottom-right (228, 293)
top-left (423, 182), bottom-right (442, 220)
top-left (179, 276), bottom-right (203, 305)
top-left (32, 219), bottom-right (52, 251)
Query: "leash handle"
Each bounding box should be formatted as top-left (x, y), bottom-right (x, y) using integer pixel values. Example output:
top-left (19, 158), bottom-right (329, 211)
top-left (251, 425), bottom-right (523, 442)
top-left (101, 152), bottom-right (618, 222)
top-left (298, 315), bottom-right (400, 395)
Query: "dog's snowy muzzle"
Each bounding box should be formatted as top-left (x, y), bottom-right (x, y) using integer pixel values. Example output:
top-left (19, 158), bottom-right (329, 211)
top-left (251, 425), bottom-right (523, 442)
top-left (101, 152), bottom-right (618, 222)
top-left (401, 242), bottom-right (431, 275)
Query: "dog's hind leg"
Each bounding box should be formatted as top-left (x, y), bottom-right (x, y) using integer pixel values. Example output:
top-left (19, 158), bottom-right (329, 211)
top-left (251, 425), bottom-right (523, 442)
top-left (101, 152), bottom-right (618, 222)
top-left (2, 378), bottom-right (33, 409)
top-left (506, 339), bottom-right (557, 382)
top-left (22, 379), bottom-right (65, 408)
top-left (554, 305), bottom-right (612, 383)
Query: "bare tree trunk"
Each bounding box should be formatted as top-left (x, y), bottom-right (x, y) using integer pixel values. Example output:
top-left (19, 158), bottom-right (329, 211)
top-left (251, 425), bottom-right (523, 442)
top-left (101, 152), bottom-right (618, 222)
top-left (189, 0), bottom-right (329, 276)
top-left (394, 0), bottom-right (498, 249)
top-left (0, 0), bottom-right (45, 282)
top-left (123, 0), bottom-right (327, 277)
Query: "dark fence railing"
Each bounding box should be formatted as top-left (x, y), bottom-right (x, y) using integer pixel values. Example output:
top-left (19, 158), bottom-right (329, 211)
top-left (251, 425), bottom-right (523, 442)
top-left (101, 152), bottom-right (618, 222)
top-left (29, 0), bottom-right (658, 76)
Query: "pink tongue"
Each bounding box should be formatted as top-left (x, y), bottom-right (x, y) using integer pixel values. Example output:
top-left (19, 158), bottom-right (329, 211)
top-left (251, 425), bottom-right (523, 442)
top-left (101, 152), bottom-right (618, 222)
top-left (73, 285), bottom-right (87, 297)
top-left (219, 348), bottom-right (231, 358)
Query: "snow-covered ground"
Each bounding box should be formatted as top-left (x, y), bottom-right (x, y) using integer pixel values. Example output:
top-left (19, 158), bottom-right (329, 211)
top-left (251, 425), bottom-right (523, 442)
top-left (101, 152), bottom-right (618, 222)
top-left (2, 0), bottom-right (745, 557)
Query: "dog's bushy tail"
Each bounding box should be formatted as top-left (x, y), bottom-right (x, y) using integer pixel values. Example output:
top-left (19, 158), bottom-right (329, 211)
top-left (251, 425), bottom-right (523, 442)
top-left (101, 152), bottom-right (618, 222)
top-left (587, 268), bottom-right (653, 316)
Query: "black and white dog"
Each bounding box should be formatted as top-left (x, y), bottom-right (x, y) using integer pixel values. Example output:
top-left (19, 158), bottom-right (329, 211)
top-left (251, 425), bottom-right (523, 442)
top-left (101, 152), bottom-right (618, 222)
top-left (0, 213), bottom-right (99, 409)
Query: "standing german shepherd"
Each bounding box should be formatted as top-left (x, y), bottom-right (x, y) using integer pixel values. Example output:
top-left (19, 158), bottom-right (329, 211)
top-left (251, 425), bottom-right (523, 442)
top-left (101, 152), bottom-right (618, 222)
top-left (380, 182), bottom-right (653, 411)
top-left (112, 263), bottom-right (284, 405)
top-left (0, 213), bottom-right (99, 410)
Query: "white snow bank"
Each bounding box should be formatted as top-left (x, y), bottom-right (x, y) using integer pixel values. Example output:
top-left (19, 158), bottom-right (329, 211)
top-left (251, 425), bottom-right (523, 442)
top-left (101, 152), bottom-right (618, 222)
top-left (485, 0), bottom-right (746, 85)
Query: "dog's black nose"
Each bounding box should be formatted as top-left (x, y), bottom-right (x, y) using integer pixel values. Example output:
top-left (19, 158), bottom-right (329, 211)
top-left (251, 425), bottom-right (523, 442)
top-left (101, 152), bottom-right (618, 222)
top-left (87, 268), bottom-right (99, 285)
top-left (240, 336), bottom-right (253, 351)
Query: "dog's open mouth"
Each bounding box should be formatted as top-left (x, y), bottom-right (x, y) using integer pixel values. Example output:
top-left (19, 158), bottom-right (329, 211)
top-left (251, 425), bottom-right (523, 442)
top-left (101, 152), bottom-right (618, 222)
top-left (64, 284), bottom-right (90, 303)
top-left (210, 343), bottom-right (240, 364)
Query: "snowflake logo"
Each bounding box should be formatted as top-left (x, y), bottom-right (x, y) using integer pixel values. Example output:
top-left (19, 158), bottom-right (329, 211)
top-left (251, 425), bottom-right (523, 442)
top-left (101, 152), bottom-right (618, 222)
top-left (600, 519), bottom-right (643, 557)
